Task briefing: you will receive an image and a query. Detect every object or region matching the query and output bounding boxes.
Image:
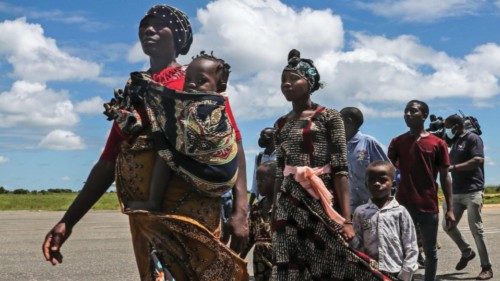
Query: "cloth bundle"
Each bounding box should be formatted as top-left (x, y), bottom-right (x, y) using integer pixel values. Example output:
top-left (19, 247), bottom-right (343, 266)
top-left (103, 72), bottom-right (238, 197)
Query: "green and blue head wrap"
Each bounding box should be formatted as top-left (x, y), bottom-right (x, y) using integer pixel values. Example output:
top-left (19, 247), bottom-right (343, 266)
top-left (283, 49), bottom-right (323, 93)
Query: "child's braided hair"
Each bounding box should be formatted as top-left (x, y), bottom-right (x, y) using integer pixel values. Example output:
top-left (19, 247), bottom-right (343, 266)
top-left (193, 51), bottom-right (231, 91)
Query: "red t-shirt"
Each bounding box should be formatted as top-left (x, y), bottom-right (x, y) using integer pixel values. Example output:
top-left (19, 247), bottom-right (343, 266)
top-left (223, 97), bottom-right (241, 141)
top-left (388, 132), bottom-right (450, 213)
top-left (100, 66), bottom-right (242, 162)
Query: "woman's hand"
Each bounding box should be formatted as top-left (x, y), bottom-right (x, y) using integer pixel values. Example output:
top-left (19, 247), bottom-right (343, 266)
top-left (41, 159), bottom-right (114, 266)
top-left (340, 222), bottom-right (355, 242)
top-left (226, 210), bottom-right (249, 255)
top-left (42, 222), bottom-right (72, 265)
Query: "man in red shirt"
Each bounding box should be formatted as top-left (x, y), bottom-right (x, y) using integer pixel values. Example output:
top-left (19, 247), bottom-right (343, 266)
top-left (388, 100), bottom-right (456, 281)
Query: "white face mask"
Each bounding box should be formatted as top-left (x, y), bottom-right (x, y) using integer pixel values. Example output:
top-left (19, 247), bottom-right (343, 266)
top-left (445, 127), bottom-right (455, 139)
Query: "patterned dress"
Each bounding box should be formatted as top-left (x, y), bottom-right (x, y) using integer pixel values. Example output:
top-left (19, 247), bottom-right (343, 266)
top-left (111, 66), bottom-right (247, 281)
top-left (272, 105), bottom-right (386, 281)
top-left (247, 197), bottom-right (273, 281)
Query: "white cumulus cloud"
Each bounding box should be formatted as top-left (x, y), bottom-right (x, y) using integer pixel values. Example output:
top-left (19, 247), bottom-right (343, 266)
top-left (191, 0), bottom-right (343, 76)
top-left (123, 0), bottom-right (500, 120)
top-left (0, 17), bottom-right (117, 132)
top-left (465, 43), bottom-right (500, 77)
top-left (127, 41), bottom-right (148, 63)
top-left (0, 155), bottom-right (9, 164)
top-left (0, 17), bottom-right (117, 134)
top-left (485, 156), bottom-right (495, 166)
top-left (319, 33), bottom-right (500, 103)
top-left (0, 81), bottom-right (79, 128)
top-left (176, 0), bottom-right (500, 120)
top-left (0, 17), bottom-right (101, 82)
top-left (38, 130), bottom-right (86, 150)
top-left (183, 0), bottom-right (344, 119)
top-left (357, 0), bottom-right (485, 22)
top-left (75, 96), bottom-right (105, 115)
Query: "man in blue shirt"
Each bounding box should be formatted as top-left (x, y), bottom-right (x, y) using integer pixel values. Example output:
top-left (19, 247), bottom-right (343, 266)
top-left (340, 107), bottom-right (390, 213)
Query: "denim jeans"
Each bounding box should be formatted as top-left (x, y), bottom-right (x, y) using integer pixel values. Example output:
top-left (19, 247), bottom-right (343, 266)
top-left (443, 191), bottom-right (491, 268)
top-left (409, 210), bottom-right (439, 281)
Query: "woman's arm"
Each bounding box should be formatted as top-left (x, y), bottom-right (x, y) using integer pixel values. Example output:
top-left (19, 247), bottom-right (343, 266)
top-left (326, 109), bottom-right (354, 240)
top-left (42, 159), bottom-right (115, 265)
top-left (226, 141), bottom-right (249, 255)
top-left (333, 174), bottom-right (351, 220)
top-left (333, 174), bottom-right (355, 241)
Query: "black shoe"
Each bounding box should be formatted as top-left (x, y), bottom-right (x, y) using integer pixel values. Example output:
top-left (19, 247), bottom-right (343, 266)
top-left (476, 267), bottom-right (493, 280)
top-left (456, 250), bottom-right (476, 271)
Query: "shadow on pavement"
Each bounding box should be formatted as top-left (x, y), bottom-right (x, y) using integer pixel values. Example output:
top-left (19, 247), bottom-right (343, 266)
top-left (437, 272), bottom-right (476, 280)
top-left (414, 272), bottom-right (475, 281)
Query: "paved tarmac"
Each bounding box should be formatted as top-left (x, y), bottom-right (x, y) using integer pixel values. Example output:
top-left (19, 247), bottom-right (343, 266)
top-left (0, 206), bottom-right (499, 281)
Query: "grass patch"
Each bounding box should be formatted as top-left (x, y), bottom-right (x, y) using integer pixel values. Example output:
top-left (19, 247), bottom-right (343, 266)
top-left (0, 193), bottom-right (120, 211)
top-left (437, 186), bottom-right (500, 205)
top-left (484, 185), bottom-right (500, 194)
top-left (1, 189), bottom-right (500, 211)
top-left (484, 194), bottom-right (500, 204)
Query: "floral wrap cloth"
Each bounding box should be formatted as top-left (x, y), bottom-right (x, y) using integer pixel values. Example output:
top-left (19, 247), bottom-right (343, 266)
top-left (104, 71), bottom-right (238, 197)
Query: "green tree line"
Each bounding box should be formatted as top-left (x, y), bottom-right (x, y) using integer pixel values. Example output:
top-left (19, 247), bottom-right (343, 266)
top-left (0, 187), bottom-right (75, 194)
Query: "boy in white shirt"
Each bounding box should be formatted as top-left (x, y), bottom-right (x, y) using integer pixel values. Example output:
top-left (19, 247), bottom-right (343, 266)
top-left (352, 160), bottom-right (418, 281)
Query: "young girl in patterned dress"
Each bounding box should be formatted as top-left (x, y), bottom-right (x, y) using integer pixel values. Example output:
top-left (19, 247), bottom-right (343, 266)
top-left (271, 49), bottom-right (394, 281)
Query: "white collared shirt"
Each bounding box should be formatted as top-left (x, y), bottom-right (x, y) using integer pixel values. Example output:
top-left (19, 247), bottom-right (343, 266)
top-left (351, 197), bottom-right (418, 281)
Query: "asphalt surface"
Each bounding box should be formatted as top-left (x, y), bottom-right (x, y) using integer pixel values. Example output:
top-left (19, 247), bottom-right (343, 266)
top-left (1, 207), bottom-right (499, 281)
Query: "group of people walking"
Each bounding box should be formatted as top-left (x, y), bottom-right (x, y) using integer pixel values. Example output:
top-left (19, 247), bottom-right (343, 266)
top-left (41, 4), bottom-right (492, 281)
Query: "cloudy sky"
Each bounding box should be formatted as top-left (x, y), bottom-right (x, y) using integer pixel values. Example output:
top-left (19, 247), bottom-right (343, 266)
top-left (1, 0), bottom-right (499, 190)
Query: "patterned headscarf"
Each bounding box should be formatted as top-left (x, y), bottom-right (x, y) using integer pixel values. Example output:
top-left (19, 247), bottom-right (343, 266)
top-left (283, 49), bottom-right (322, 93)
top-left (140, 5), bottom-right (193, 56)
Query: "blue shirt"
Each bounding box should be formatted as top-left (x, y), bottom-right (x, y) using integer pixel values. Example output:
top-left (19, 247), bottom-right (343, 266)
top-left (347, 131), bottom-right (389, 211)
top-left (450, 131), bottom-right (484, 194)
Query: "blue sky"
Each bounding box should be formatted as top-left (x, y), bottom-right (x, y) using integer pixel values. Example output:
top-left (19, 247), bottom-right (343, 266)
top-left (1, 0), bottom-right (499, 190)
